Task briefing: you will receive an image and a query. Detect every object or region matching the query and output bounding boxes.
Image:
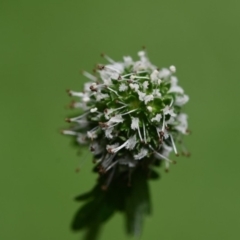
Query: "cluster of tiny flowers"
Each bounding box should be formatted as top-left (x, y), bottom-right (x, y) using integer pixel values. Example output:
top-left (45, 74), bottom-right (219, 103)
top-left (63, 50), bottom-right (189, 177)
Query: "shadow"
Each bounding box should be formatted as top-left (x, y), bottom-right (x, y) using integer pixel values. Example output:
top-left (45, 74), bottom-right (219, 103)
top-left (71, 165), bottom-right (161, 240)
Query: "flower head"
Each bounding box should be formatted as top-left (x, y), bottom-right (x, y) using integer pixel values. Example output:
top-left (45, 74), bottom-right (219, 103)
top-left (63, 50), bottom-right (190, 178)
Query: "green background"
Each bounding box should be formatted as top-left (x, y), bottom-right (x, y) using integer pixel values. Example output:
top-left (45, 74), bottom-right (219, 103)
top-left (1, 0), bottom-right (239, 239)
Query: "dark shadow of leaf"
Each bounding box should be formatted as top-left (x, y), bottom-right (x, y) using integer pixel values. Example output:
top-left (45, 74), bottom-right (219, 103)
top-left (71, 165), bottom-right (160, 240)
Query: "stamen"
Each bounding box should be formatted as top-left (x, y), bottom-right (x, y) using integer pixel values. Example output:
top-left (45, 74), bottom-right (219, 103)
top-left (82, 71), bottom-right (97, 81)
top-left (115, 100), bottom-right (128, 106)
top-left (143, 122), bottom-right (147, 143)
top-left (130, 75), bottom-right (150, 80)
top-left (149, 145), bottom-right (175, 164)
top-left (101, 53), bottom-right (115, 64)
top-left (67, 90), bottom-right (83, 97)
top-left (179, 141), bottom-right (191, 157)
top-left (107, 87), bottom-right (121, 97)
top-left (137, 126), bottom-right (143, 142)
top-left (111, 141), bottom-right (129, 153)
top-left (61, 130), bottom-right (77, 135)
top-left (122, 109), bottom-right (137, 116)
top-left (90, 83), bottom-right (106, 91)
top-left (170, 134), bottom-right (179, 156)
top-left (101, 153), bottom-right (116, 168)
top-left (162, 114), bottom-right (165, 131)
top-left (105, 160), bottom-right (119, 172)
top-left (102, 165), bottom-right (116, 191)
top-left (65, 112), bottom-right (88, 122)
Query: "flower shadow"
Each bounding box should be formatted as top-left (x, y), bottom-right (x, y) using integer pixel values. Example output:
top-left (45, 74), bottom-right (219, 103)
top-left (71, 166), bottom-right (160, 240)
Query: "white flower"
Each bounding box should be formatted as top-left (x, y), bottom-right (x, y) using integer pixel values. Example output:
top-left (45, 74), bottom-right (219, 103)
top-left (147, 106), bottom-right (153, 112)
top-left (137, 90), bottom-right (146, 101)
top-left (175, 113), bottom-right (188, 134)
top-left (169, 65), bottom-right (176, 73)
top-left (166, 116), bottom-right (175, 124)
top-left (110, 136), bottom-right (136, 153)
top-left (144, 94), bottom-right (154, 104)
top-left (76, 134), bottom-right (87, 144)
top-left (90, 107), bottom-right (98, 113)
top-left (131, 117), bottom-right (139, 130)
top-left (129, 83), bottom-right (139, 91)
top-left (109, 114), bottom-right (124, 123)
top-left (134, 148), bottom-right (148, 160)
top-left (138, 51), bottom-right (145, 58)
top-left (175, 94), bottom-right (189, 106)
top-left (169, 76), bottom-right (184, 94)
top-left (143, 81), bottom-right (149, 90)
top-left (106, 143), bottom-right (119, 153)
top-left (152, 89), bottom-right (161, 97)
top-left (104, 108), bottom-right (114, 120)
top-left (151, 114), bottom-right (162, 122)
top-left (84, 82), bottom-right (94, 92)
top-left (169, 85), bottom-right (184, 94)
top-left (126, 135), bottom-right (137, 150)
top-left (131, 117), bottom-right (143, 141)
top-left (87, 131), bottom-right (97, 139)
top-left (158, 68), bottom-right (171, 79)
top-left (162, 143), bottom-right (173, 157)
top-left (104, 127), bottom-right (114, 139)
top-left (133, 61), bottom-right (145, 72)
top-left (123, 56), bottom-right (133, 67)
top-left (163, 106), bottom-right (176, 117)
top-left (95, 92), bottom-right (109, 101)
top-left (119, 83), bottom-right (128, 92)
top-left (90, 141), bottom-right (103, 155)
top-left (150, 70), bottom-right (159, 83)
top-left (63, 50), bottom-right (190, 174)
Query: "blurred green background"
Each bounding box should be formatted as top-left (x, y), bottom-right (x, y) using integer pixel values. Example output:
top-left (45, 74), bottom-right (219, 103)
top-left (1, 0), bottom-right (239, 239)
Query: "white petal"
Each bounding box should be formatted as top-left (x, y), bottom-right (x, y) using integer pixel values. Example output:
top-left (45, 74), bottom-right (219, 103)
top-left (137, 91), bottom-right (146, 101)
top-left (131, 117), bottom-right (139, 130)
top-left (126, 135), bottom-right (137, 150)
top-left (151, 114), bottom-right (162, 122)
top-left (109, 114), bottom-right (124, 123)
top-left (134, 148), bottom-right (148, 160)
top-left (119, 83), bottom-right (128, 92)
top-left (175, 94), bottom-right (189, 106)
top-left (144, 94), bottom-right (154, 104)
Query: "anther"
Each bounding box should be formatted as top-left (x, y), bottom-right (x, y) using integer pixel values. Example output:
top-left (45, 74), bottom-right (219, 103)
top-left (186, 129), bottom-right (192, 134)
top-left (159, 131), bottom-right (164, 137)
top-left (66, 89), bottom-right (72, 96)
top-left (97, 65), bottom-right (105, 70)
top-left (89, 85), bottom-right (97, 92)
